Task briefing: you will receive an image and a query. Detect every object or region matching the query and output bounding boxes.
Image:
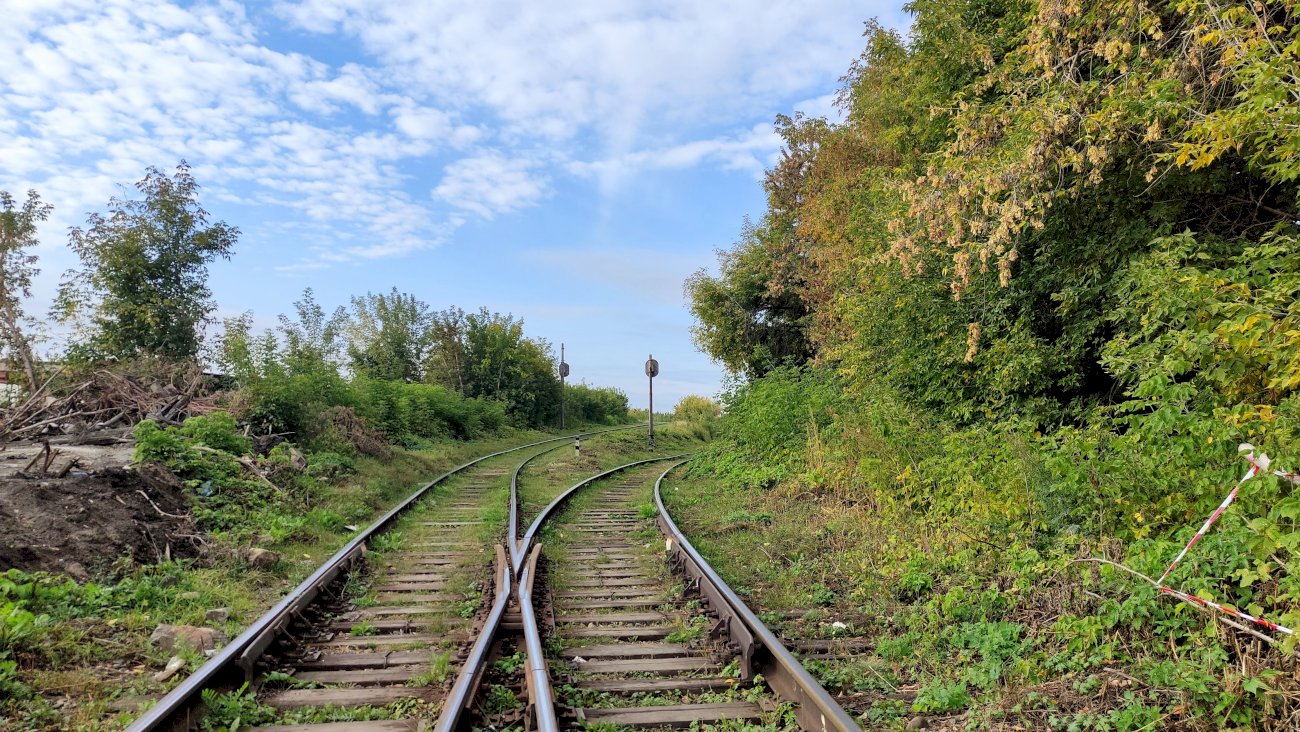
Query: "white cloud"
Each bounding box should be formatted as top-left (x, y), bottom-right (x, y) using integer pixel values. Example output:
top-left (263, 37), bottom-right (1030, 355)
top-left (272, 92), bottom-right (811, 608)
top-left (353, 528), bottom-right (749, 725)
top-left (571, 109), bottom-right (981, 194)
top-left (1, 0), bottom-right (904, 280)
top-left (273, 0), bottom-right (892, 153)
top-left (433, 153), bottom-right (550, 218)
top-left (0, 0), bottom-right (472, 271)
top-left (567, 123), bottom-right (781, 188)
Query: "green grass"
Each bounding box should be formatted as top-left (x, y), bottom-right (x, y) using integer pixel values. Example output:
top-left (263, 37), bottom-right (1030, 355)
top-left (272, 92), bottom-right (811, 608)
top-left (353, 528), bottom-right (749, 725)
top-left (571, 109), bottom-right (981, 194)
top-left (0, 429), bottom-right (569, 730)
top-left (661, 464), bottom-right (1281, 730)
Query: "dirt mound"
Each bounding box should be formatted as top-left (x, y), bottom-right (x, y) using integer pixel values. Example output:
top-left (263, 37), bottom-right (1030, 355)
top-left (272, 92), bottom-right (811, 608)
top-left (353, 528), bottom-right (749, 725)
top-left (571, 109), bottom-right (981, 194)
top-left (0, 462), bottom-right (199, 576)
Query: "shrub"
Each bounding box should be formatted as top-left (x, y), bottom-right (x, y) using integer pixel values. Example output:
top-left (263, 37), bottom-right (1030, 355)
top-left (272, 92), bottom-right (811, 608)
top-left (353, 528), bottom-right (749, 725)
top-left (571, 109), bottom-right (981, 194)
top-left (179, 412), bottom-right (251, 455)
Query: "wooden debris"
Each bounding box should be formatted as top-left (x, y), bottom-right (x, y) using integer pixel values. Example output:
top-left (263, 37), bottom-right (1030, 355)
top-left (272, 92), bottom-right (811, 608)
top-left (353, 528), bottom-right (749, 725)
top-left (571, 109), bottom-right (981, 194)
top-left (0, 368), bottom-right (221, 442)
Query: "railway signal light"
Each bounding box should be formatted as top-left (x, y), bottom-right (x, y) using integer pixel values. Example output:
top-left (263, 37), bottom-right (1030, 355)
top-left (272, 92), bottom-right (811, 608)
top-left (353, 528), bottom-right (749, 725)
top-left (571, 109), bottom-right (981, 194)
top-left (645, 355), bottom-right (659, 447)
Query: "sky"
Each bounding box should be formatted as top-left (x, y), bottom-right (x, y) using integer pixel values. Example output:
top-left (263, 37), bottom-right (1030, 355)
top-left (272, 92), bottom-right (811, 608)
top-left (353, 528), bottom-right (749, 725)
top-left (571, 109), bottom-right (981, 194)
top-left (1, 0), bottom-right (909, 408)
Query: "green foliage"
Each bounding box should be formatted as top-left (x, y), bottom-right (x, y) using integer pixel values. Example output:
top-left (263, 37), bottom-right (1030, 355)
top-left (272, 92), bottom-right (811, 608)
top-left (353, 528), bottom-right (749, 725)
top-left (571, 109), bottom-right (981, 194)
top-left (216, 311), bottom-right (507, 448)
top-left (306, 451), bottom-right (355, 481)
top-left (353, 377), bottom-right (505, 442)
top-left (180, 412), bottom-right (252, 455)
top-left (0, 189), bottom-right (50, 392)
top-left (368, 531), bottom-right (405, 553)
top-left (460, 308), bottom-right (560, 428)
top-left (701, 367), bottom-right (838, 490)
top-left (0, 654), bottom-right (26, 702)
top-left (134, 418), bottom-right (244, 487)
top-left (56, 163), bottom-right (237, 361)
top-left (563, 382), bottom-right (631, 426)
top-left (674, 394), bottom-right (722, 422)
top-left (347, 288), bottom-right (433, 383)
top-left (681, 1), bottom-right (1300, 727)
top-left (912, 678), bottom-right (971, 713)
top-left (491, 651), bottom-right (525, 674)
top-left (0, 602), bottom-right (48, 654)
top-left (199, 684), bottom-right (277, 731)
top-left (349, 619), bottom-right (378, 637)
top-left (685, 220), bottom-right (813, 378)
top-left (482, 684), bottom-right (520, 714)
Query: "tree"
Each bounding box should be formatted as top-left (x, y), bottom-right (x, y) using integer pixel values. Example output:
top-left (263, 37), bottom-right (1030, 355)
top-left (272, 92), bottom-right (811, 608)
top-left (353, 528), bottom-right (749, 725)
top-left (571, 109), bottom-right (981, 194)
top-left (345, 288), bottom-right (432, 382)
top-left (462, 308), bottom-right (560, 427)
top-left (280, 288), bottom-right (347, 376)
top-left (0, 190), bottom-right (51, 390)
top-left (56, 163), bottom-right (238, 361)
top-left (425, 306), bottom-right (469, 393)
top-left (685, 220), bottom-right (814, 378)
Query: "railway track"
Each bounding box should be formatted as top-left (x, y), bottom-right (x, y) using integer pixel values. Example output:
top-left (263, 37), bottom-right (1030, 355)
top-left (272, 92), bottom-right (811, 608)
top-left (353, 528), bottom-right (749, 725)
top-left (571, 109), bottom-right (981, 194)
top-left (538, 462), bottom-right (774, 728)
top-left (127, 439), bottom-right (863, 732)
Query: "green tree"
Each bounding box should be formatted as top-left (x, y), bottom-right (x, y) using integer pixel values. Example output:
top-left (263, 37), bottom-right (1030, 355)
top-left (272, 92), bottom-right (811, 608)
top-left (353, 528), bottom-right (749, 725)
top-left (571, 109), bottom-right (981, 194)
top-left (685, 221), bottom-right (814, 378)
top-left (346, 288), bottom-right (432, 382)
top-left (564, 383), bottom-right (630, 425)
top-left (462, 308), bottom-right (560, 427)
top-left (55, 163), bottom-right (238, 361)
top-left (281, 288), bottom-right (347, 376)
top-left (0, 190), bottom-right (50, 391)
top-left (424, 306), bottom-right (469, 393)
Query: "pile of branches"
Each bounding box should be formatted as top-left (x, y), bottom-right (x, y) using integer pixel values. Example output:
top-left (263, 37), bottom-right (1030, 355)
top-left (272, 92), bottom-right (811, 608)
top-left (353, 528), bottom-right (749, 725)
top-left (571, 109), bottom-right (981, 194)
top-left (1, 367), bottom-right (221, 442)
top-left (323, 405), bottom-right (392, 459)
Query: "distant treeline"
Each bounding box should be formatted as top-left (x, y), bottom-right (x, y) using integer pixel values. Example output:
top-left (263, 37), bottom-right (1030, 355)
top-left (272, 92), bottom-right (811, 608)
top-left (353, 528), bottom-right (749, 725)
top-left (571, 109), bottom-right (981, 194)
top-left (218, 290), bottom-right (631, 446)
top-left (0, 165), bottom-right (630, 448)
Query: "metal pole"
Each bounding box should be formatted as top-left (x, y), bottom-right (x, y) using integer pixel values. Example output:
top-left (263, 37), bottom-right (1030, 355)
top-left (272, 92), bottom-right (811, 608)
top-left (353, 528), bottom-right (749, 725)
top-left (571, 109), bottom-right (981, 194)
top-left (648, 354), bottom-right (654, 448)
top-left (559, 343), bottom-right (565, 430)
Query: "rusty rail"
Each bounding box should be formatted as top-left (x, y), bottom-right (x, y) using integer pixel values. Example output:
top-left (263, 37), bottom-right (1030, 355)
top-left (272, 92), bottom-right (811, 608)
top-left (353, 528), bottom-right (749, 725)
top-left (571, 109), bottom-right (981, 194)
top-left (653, 460), bottom-right (862, 732)
top-left (432, 545), bottom-right (512, 732)
top-left (513, 455), bottom-right (686, 576)
top-left (517, 545), bottom-right (558, 732)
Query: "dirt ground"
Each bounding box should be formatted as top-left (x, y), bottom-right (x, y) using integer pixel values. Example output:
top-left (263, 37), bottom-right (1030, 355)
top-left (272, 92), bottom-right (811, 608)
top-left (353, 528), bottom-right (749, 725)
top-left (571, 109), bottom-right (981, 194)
top-left (0, 440), bottom-right (199, 576)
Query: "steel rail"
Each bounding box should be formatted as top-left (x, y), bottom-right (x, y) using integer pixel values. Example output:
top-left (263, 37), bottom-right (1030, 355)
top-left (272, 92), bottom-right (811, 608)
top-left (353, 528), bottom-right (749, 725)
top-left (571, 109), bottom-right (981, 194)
top-left (432, 545), bottom-right (512, 732)
top-left (514, 454), bottom-right (687, 577)
top-left (511, 455), bottom-right (686, 732)
top-left (127, 424), bottom-right (644, 732)
top-left (653, 461), bottom-right (862, 732)
top-left (507, 428), bottom-right (649, 570)
top-left (517, 545), bottom-right (558, 732)
top-left (507, 442), bottom-right (566, 570)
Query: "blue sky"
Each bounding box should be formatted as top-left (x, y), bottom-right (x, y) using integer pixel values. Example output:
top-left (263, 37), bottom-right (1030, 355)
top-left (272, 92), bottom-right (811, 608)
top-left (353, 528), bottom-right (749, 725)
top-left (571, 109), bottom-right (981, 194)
top-left (1, 0), bottom-right (908, 408)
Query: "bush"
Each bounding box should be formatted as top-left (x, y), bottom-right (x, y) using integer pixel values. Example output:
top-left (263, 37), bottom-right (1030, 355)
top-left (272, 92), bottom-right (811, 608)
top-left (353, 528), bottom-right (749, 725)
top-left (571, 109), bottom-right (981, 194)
top-left (352, 378), bottom-right (506, 442)
top-left (563, 383), bottom-right (631, 425)
top-left (179, 412), bottom-right (251, 455)
top-left (698, 366), bottom-right (840, 489)
top-left (674, 394), bottom-right (722, 423)
top-left (134, 418), bottom-right (243, 487)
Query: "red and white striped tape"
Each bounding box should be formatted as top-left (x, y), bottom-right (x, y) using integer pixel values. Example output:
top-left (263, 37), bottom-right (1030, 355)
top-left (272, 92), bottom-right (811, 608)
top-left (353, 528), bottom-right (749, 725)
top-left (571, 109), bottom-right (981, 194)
top-left (1152, 443), bottom-right (1293, 636)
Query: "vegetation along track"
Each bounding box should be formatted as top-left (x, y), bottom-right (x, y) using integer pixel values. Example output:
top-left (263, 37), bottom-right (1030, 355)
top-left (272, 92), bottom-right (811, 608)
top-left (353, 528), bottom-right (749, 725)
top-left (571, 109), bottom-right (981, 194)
top-left (126, 440), bottom-right (860, 731)
top-left (125, 427), bottom-right (639, 732)
top-left (499, 459), bottom-right (861, 731)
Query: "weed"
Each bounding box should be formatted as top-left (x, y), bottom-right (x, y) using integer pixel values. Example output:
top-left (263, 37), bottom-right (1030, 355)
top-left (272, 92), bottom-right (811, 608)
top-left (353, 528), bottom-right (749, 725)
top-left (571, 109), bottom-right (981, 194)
top-left (349, 619), bottom-right (378, 637)
top-left (456, 597), bottom-right (481, 619)
top-left (482, 684), bottom-right (520, 714)
top-left (665, 615), bottom-right (709, 643)
top-left (912, 678), bottom-right (971, 713)
top-left (369, 531), bottom-right (405, 553)
top-left (808, 584), bottom-right (837, 607)
top-left (199, 683), bottom-right (277, 731)
top-left (492, 651), bottom-right (526, 674)
top-left (408, 651), bottom-right (453, 687)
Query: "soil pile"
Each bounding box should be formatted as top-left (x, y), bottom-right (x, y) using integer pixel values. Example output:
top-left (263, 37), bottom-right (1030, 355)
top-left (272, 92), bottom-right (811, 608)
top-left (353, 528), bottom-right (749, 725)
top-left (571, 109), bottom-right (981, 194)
top-left (0, 462), bottom-right (198, 576)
